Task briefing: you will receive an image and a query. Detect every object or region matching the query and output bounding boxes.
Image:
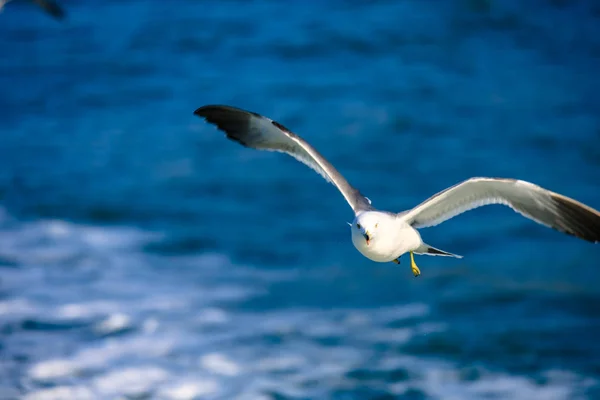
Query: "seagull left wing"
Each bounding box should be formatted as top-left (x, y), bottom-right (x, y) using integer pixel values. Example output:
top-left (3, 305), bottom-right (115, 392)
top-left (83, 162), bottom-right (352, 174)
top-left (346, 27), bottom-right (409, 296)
top-left (194, 105), bottom-right (373, 214)
top-left (401, 177), bottom-right (600, 243)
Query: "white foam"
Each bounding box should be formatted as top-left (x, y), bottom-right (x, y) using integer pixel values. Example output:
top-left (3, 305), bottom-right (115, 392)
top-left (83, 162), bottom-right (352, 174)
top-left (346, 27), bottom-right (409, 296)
top-left (195, 307), bottom-right (229, 325)
top-left (385, 355), bottom-right (589, 400)
top-left (23, 386), bottom-right (95, 400)
top-left (94, 366), bottom-right (169, 397)
top-left (45, 220), bottom-right (71, 238)
top-left (94, 312), bottom-right (131, 334)
top-left (468, 374), bottom-right (571, 400)
top-left (70, 336), bottom-right (175, 371)
top-left (256, 355), bottom-right (305, 372)
top-left (79, 225), bottom-right (159, 249)
top-left (159, 380), bottom-right (220, 399)
top-left (137, 295), bottom-right (189, 312)
top-left (303, 321), bottom-right (347, 338)
top-left (29, 359), bottom-right (77, 382)
top-left (232, 393), bottom-right (271, 400)
top-left (0, 218), bottom-right (159, 270)
top-left (200, 353), bottom-right (241, 376)
top-left (0, 298), bottom-right (36, 316)
top-left (54, 301), bottom-right (118, 320)
top-left (343, 311), bottom-right (370, 326)
top-left (2, 211), bottom-right (596, 399)
top-left (142, 317), bottom-right (159, 333)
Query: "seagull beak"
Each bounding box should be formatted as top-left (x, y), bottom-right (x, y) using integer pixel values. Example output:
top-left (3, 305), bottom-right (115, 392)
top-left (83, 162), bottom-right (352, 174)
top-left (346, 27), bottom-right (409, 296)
top-left (363, 232), bottom-right (370, 246)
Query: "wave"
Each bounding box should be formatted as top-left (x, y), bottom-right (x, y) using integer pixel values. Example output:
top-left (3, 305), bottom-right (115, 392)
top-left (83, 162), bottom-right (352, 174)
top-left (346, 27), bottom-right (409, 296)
top-left (0, 207), bottom-right (595, 399)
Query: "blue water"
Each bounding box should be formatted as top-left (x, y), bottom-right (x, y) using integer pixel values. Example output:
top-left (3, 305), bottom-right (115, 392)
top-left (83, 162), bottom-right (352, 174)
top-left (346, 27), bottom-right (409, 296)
top-left (1, 1), bottom-right (599, 399)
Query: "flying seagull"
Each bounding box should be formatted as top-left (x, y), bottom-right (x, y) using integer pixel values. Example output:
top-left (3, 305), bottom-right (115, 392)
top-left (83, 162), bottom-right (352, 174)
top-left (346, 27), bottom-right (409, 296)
top-left (194, 105), bottom-right (600, 277)
top-left (0, 0), bottom-right (65, 20)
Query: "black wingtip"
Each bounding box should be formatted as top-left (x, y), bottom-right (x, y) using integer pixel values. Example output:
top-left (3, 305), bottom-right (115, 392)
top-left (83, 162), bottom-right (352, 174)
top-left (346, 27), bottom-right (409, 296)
top-left (193, 104), bottom-right (258, 147)
top-left (194, 104), bottom-right (262, 119)
top-left (194, 104), bottom-right (222, 115)
top-left (193, 105), bottom-right (222, 118)
top-left (193, 105), bottom-right (252, 122)
top-left (551, 193), bottom-right (600, 243)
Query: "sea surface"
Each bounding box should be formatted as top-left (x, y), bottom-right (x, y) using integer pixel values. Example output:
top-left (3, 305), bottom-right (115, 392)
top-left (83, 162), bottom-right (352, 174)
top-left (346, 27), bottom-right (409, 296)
top-left (1, 1), bottom-right (599, 399)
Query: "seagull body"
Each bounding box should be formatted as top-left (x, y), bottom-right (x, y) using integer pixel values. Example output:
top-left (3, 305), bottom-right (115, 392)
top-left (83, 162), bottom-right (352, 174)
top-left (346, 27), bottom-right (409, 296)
top-left (194, 104), bottom-right (600, 277)
top-left (0, 0), bottom-right (65, 20)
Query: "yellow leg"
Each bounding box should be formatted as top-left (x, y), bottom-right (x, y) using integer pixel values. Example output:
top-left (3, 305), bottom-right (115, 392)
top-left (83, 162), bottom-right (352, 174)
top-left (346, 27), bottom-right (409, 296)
top-left (410, 251), bottom-right (421, 277)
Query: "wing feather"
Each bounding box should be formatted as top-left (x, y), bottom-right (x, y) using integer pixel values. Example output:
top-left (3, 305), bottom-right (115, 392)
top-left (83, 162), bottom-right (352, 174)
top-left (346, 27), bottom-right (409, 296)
top-left (194, 105), bottom-right (372, 214)
top-left (402, 177), bottom-right (600, 243)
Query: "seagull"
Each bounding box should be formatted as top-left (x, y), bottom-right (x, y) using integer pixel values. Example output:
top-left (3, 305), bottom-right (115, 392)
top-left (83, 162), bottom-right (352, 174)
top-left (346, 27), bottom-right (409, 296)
top-left (0, 0), bottom-right (65, 20)
top-left (194, 105), bottom-right (600, 277)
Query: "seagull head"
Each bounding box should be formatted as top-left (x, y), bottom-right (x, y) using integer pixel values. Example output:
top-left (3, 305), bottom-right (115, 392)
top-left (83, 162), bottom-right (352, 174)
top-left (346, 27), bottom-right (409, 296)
top-left (350, 214), bottom-right (380, 246)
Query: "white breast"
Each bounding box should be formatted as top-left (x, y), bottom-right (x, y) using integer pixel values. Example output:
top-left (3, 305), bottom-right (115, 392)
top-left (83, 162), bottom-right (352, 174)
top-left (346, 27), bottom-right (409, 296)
top-left (351, 213), bottom-right (422, 263)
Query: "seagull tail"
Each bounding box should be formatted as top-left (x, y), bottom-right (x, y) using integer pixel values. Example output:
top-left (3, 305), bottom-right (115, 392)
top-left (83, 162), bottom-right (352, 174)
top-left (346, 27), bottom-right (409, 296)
top-left (414, 243), bottom-right (463, 259)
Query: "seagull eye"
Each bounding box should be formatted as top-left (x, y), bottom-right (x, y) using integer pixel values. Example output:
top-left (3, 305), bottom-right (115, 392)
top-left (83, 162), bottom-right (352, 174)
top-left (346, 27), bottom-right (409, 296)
top-left (357, 223), bottom-right (361, 229)
top-left (375, 223), bottom-right (379, 228)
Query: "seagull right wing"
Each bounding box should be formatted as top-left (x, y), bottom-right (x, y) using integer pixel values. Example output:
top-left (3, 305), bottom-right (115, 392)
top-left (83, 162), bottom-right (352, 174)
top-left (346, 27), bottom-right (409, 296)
top-left (401, 177), bottom-right (600, 243)
top-left (194, 105), bottom-right (373, 214)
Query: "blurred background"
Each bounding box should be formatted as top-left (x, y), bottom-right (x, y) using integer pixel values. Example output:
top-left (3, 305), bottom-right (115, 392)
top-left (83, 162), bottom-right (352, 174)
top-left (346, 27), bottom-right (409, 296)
top-left (0, 0), bottom-right (599, 399)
